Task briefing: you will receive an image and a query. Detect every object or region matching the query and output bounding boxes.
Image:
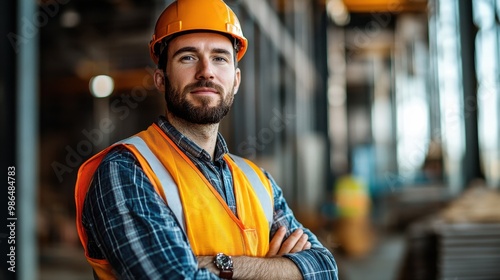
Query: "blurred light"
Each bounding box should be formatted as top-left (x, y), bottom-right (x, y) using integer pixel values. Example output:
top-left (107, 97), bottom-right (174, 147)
top-left (90, 75), bottom-right (114, 98)
top-left (472, 0), bottom-right (495, 29)
top-left (60, 9), bottom-right (80, 28)
top-left (327, 0), bottom-right (350, 26)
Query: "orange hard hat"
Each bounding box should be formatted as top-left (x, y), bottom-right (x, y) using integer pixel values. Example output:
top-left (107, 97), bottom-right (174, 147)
top-left (149, 0), bottom-right (248, 65)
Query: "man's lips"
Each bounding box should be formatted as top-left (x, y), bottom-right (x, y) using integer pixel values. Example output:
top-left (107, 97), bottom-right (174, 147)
top-left (190, 87), bottom-right (219, 94)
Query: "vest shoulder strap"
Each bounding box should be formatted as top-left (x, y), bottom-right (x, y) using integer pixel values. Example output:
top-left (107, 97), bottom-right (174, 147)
top-left (118, 136), bottom-right (273, 230)
top-left (118, 136), bottom-right (186, 232)
top-left (228, 154), bottom-right (273, 227)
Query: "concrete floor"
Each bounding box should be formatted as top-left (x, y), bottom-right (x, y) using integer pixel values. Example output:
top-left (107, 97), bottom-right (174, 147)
top-left (335, 232), bottom-right (406, 280)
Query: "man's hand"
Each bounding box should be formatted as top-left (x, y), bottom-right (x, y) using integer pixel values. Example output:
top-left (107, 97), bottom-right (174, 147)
top-left (267, 226), bottom-right (311, 257)
top-left (197, 227), bottom-right (311, 279)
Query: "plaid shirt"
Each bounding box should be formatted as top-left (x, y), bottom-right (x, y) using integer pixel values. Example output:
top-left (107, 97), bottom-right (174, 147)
top-left (82, 116), bottom-right (338, 279)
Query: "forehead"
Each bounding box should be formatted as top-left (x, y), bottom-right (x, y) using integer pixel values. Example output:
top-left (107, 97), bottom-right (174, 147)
top-left (168, 32), bottom-right (234, 53)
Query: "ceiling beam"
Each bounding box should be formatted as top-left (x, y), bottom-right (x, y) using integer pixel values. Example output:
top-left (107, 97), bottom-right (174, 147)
top-left (342, 0), bottom-right (428, 13)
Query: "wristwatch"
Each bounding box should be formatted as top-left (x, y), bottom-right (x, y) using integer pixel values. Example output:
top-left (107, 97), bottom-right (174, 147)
top-left (214, 253), bottom-right (233, 279)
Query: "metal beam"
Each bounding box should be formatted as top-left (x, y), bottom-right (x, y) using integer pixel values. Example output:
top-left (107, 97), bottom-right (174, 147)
top-left (240, 0), bottom-right (318, 97)
top-left (16, 0), bottom-right (39, 279)
top-left (458, 0), bottom-right (483, 186)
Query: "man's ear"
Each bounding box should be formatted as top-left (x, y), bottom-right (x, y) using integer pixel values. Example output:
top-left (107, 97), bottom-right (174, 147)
top-left (153, 69), bottom-right (165, 91)
top-left (233, 68), bottom-right (241, 94)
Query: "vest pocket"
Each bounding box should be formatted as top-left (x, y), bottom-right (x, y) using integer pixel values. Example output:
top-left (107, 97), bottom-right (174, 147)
top-left (243, 228), bottom-right (258, 256)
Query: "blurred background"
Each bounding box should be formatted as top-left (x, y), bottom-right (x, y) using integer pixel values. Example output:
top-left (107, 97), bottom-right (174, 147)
top-left (1, 0), bottom-right (500, 279)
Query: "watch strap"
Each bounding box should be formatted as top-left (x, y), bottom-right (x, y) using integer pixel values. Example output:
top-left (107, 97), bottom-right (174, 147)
top-left (219, 269), bottom-right (233, 279)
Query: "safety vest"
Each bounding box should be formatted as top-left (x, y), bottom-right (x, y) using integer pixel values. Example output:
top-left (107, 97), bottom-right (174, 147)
top-left (75, 124), bottom-right (274, 279)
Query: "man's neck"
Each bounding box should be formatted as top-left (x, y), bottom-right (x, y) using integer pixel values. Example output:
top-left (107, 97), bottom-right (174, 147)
top-left (166, 113), bottom-right (219, 160)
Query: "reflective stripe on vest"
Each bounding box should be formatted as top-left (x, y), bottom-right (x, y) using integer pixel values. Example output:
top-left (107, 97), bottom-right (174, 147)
top-left (118, 136), bottom-right (186, 231)
top-left (119, 136), bottom-right (273, 230)
top-left (229, 154), bottom-right (273, 226)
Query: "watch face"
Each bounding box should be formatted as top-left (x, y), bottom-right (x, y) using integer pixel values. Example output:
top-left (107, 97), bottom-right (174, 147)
top-left (215, 253), bottom-right (233, 270)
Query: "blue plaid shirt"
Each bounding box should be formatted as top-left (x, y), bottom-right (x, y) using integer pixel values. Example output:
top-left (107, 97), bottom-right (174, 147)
top-left (82, 116), bottom-right (338, 279)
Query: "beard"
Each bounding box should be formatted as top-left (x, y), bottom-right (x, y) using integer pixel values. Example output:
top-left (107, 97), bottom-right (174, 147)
top-left (164, 77), bottom-right (235, 125)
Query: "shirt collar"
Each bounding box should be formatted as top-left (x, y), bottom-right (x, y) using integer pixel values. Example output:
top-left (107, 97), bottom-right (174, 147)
top-left (156, 116), bottom-right (229, 162)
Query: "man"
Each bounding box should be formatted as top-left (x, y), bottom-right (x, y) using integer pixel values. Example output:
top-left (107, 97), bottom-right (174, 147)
top-left (75, 0), bottom-right (338, 279)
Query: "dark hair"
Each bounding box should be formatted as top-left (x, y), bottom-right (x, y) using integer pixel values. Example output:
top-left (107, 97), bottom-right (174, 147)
top-left (158, 50), bottom-right (167, 72)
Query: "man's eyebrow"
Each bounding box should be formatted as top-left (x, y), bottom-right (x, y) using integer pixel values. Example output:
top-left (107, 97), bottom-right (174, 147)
top-left (212, 48), bottom-right (232, 57)
top-left (172, 46), bottom-right (198, 58)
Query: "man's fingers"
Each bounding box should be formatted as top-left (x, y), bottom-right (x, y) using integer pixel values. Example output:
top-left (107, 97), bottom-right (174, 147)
top-left (268, 227), bottom-right (311, 257)
top-left (277, 228), bottom-right (304, 255)
top-left (289, 232), bottom-right (309, 253)
top-left (267, 226), bottom-right (287, 257)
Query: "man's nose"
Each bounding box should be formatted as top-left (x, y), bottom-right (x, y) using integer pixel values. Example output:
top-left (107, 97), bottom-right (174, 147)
top-left (196, 58), bottom-right (215, 80)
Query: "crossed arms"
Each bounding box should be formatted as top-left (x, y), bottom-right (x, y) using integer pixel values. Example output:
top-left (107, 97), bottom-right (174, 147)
top-left (83, 149), bottom-right (338, 279)
top-left (197, 226), bottom-right (313, 279)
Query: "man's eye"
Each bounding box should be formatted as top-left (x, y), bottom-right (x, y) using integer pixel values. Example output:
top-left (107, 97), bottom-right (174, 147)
top-left (214, 57), bottom-right (228, 62)
top-left (180, 56), bottom-right (196, 61)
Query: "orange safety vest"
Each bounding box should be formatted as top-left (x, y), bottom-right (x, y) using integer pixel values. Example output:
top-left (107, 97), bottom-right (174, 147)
top-left (75, 124), bottom-right (274, 279)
